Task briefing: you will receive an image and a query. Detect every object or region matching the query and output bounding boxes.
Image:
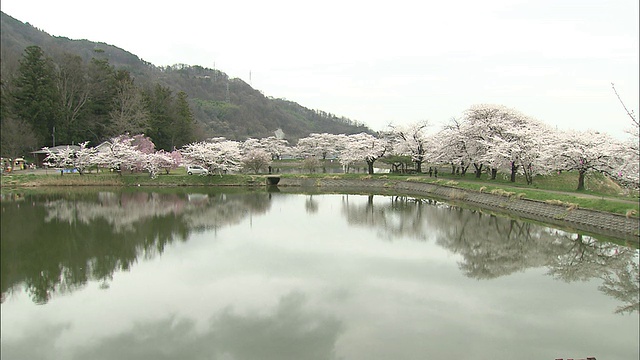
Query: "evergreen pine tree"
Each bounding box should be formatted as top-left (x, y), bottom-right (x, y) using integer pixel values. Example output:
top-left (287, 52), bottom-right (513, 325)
top-left (10, 45), bottom-right (60, 147)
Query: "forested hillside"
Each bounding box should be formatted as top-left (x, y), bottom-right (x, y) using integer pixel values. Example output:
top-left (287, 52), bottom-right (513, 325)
top-left (0, 12), bottom-right (370, 156)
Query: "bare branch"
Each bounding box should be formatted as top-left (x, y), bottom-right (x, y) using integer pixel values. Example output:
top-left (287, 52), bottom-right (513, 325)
top-left (611, 83), bottom-right (639, 127)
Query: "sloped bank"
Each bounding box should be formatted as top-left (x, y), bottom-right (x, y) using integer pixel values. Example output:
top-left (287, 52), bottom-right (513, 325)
top-left (277, 178), bottom-right (640, 243)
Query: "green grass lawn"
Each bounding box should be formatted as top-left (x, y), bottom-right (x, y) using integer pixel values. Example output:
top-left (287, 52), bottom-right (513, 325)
top-left (392, 167), bottom-right (638, 216)
top-left (427, 165), bottom-right (627, 195)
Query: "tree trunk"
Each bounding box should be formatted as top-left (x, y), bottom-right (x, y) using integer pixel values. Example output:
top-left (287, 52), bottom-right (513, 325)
top-left (491, 168), bottom-right (497, 180)
top-left (473, 163), bottom-right (483, 178)
top-left (577, 170), bottom-right (586, 190)
top-left (510, 162), bottom-right (519, 182)
top-left (524, 163), bottom-right (533, 185)
top-left (460, 162), bottom-right (469, 176)
top-left (367, 160), bottom-right (375, 175)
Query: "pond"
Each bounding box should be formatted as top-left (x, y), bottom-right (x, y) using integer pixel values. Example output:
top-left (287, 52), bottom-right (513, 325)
top-left (1, 188), bottom-right (638, 360)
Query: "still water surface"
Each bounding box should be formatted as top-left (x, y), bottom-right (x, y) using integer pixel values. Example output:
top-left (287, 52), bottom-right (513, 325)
top-left (1, 188), bottom-right (638, 360)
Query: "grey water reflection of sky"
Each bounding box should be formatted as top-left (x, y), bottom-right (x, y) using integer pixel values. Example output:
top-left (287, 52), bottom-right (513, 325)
top-left (1, 193), bottom-right (638, 360)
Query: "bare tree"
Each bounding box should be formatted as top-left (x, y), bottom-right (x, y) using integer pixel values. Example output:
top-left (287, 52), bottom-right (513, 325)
top-left (0, 117), bottom-right (38, 158)
top-left (108, 77), bottom-right (149, 136)
top-left (57, 54), bottom-right (89, 143)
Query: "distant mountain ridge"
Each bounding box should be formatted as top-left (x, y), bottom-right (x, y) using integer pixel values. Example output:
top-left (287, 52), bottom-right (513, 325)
top-left (0, 11), bottom-right (371, 142)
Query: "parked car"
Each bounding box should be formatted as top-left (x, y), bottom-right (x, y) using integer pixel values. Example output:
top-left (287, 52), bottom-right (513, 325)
top-left (186, 165), bottom-right (209, 175)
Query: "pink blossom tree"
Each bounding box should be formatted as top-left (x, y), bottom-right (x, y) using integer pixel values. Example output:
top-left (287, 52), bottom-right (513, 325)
top-left (181, 139), bottom-right (242, 175)
top-left (168, 149), bottom-right (183, 174)
top-left (545, 129), bottom-right (623, 190)
top-left (96, 135), bottom-right (141, 174)
top-left (483, 121), bottom-right (553, 184)
top-left (340, 133), bottom-right (390, 174)
top-left (473, 107), bottom-right (553, 184)
top-left (433, 118), bottom-right (474, 176)
top-left (94, 134), bottom-right (178, 177)
top-left (296, 133), bottom-right (347, 160)
top-left (141, 151), bottom-right (174, 178)
top-left (130, 134), bottom-right (156, 154)
top-left (389, 120), bottom-right (433, 173)
top-left (242, 149), bottom-right (272, 174)
top-left (260, 136), bottom-right (290, 160)
top-left (73, 142), bottom-right (98, 175)
top-left (43, 142), bottom-right (98, 175)
top-left (241, 138), bottom-right (272, 174)
top-left (461, 104), bottom-right (526, 178)
top-left (437, 104), bottom-right (553, 183)
top-left (43, 145), bottom-right (78, 175)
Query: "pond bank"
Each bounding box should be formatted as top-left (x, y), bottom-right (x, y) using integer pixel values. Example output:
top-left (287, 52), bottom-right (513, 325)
top-left (277, 177), bottom-right (640, 243)
top-left (2, 173), bottom-right (638, 242)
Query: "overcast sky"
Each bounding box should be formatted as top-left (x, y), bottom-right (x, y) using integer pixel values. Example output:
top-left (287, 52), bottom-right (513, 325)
top-left (2, 0), bottom-right (638, 138)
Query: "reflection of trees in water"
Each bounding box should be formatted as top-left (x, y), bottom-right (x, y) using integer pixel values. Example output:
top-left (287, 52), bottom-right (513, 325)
top-left (305, 195), bottom-right (319, 214)
top-left (44, 192), bottom-right (187, 233)
top-left (599, 261), bottom-right (639, 314)
top-left (1, 190), bottom-right (271, 304)
top-left (545, 234), bottom-right (632, 282)
top-left (341, 194), bottom-right (440, 241)
top-left (43, 192), bottom-right (271, 234)
top-left (341, 194), bottom-right (639, 314)
top-left (433, 207), bottom-right (561, 279)
top-left (184, 192), bottom-right (271, 231)
top-left (544, 234), bottom-right (639, 314)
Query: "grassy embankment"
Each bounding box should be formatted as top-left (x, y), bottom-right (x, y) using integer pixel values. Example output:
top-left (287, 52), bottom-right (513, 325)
top-left (1, 162), bottom-right (638, 217)
top-left (416, 172), bottom-right (639, 217)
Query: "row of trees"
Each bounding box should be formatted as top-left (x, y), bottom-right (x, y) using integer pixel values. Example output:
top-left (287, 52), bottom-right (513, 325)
top-left (0, 45), bottom-right (199, 158)
top-left (41, 102), bottom-right (638, 190)
top-left (432, 105), bottom-right (629, 189)
top-left (43, 134), bottom-right (178, 178)
top-left (441, 104), bottom-right (638, 190)
top-left (42, 103), bottom-right (636, 192)
top-left (291, 104), bottom-right (638, 190)
top-left (43, 134), bottom-right (289, 178)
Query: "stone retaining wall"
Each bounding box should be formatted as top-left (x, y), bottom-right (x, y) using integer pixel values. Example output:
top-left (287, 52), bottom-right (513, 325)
top-left (278, 178), bottom-right (639, 242)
